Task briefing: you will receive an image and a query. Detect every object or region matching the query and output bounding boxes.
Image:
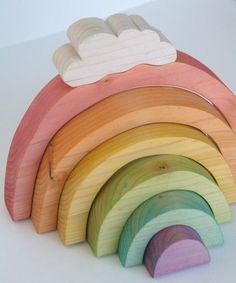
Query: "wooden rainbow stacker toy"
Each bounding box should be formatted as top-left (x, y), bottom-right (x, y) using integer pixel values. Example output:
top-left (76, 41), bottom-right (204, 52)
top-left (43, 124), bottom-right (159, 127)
top-left (4, 13), bottom-right (236, 278)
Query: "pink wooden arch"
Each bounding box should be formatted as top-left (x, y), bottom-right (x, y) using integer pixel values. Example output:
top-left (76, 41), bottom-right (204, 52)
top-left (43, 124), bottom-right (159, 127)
top-left (5, 51), bottom-right (236, 221)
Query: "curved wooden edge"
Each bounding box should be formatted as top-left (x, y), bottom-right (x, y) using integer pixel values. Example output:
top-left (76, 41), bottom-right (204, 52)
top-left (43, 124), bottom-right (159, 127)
top-left (57, 123), bottom-right (234, 245)
top-left (5, 50), bottom-right (236, 221)
top-left (87, 155), bottom-right (231, 256)
top-left (143, 225), bottom-right (210, 277)
top-left (118, 191), bottom-right (223, 267)
top-left (32, 86), bottom-right (236, 234)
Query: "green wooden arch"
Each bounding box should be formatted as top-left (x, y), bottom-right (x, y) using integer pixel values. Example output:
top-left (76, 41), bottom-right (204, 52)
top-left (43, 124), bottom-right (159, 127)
top-left (118, 190), bottom-right (223, 267)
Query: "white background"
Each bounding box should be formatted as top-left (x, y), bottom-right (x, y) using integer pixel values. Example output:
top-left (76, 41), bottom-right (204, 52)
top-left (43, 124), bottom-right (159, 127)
top-left (0, 0), bottom-right (236, 282)
top-left (0, 0), bottom-right (151, 47)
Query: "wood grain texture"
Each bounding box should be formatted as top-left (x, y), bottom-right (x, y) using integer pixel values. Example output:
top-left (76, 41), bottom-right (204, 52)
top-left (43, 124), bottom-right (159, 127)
top-left (87, 155), bottom-right (231, 257)
top-left (5, 51), bottom-right (236, 221)
top-left (53, 14), bottom-right (176, 86)
top-left (57, 123), bottom-right (235, 245)
top-left (118, 190), bottom-right (223, 267)
top-left (32, 86), bottom-right (236, 234)
top-left (143, 225), bottom-right (210, 277)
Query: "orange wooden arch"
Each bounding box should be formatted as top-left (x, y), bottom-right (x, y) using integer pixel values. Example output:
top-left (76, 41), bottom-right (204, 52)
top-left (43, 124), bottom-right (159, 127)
top-left (31, 86), bottom-right (236, 234)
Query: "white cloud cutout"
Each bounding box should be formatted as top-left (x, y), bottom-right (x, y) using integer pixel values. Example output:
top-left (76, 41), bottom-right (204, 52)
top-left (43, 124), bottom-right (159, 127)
top-left (53, 14), bottom-right (177, 87)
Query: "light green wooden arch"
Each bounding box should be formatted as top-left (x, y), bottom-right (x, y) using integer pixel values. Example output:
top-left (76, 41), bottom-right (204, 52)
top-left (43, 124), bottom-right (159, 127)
top-left (118, 190), bottom-right (223, 267)
top-left (87, 155), bottom-right (230, 256)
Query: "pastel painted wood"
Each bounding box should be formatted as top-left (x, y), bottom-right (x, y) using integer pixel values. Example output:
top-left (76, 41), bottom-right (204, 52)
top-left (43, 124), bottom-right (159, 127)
top-left (118, 190), bottom-right (223, 267)
top-left (5, 51), bottom-right (236, 221)
top-left (143, 225), bottom-right (210, 277)
top-left (53, 14), bottom-right (176, 86)
top-left (32, 86), bottom-right (236, 234)
top-left (57, 123), bottom-right (235, 245)
top-left (87, 155), bottom-right (231, 257)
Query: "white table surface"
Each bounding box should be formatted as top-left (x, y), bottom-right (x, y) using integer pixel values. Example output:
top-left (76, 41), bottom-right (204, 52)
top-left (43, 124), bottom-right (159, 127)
top-left (1, 0), bottom-right (236, 282)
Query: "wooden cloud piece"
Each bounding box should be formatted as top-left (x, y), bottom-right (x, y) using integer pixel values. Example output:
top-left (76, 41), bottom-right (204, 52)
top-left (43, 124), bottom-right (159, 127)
top-left (87, 155), bottom-right (231, 257)
top-left (143, 225), bottom-right (210, 277)
top-left (53, 14), bottom-right (177, 86)
top-left (5, 52), bottom-right (236, 222)
top-left (57, 123), bottom-right (235, 245)
top-left (32, 86), bottom-right (236, 234)
top-left (118, 190), bottom-right (223, 267)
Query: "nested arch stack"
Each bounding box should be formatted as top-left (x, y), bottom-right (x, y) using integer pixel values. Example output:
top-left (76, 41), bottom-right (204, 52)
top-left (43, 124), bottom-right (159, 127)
top-left (5, 14), bottom-right (236, 278)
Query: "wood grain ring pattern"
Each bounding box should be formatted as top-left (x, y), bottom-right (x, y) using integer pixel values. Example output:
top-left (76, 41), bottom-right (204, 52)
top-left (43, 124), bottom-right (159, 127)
top-left (57, 123), bottom-right (235, 245)
top-left (5, 51), bottom-right (236, 221)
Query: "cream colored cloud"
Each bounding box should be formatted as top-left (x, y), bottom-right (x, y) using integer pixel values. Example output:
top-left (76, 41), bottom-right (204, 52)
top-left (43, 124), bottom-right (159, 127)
top-left (53, 14), bottom-right (177, 87)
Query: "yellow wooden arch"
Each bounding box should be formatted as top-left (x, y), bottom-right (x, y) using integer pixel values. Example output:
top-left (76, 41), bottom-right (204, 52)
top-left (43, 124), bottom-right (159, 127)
top-left (57, 123), bottom-right (235, 245)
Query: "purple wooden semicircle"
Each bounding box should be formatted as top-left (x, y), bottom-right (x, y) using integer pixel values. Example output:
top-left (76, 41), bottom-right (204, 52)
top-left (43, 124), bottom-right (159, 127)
top-left (143, 225), bottom-right (210, 277)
